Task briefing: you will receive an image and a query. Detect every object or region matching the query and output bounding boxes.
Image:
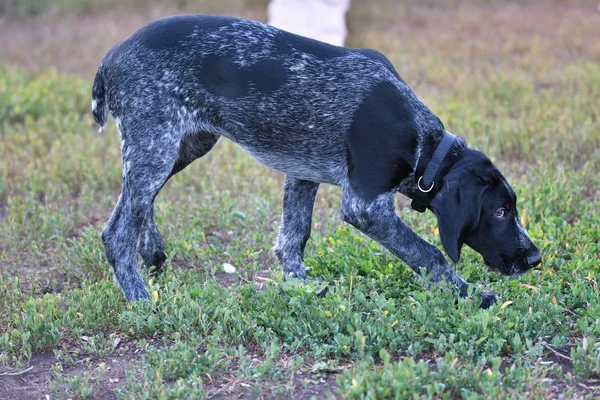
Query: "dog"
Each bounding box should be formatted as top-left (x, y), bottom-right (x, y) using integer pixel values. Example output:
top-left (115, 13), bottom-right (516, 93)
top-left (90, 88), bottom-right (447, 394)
top-left (92, 14), bottom-right (541, 308)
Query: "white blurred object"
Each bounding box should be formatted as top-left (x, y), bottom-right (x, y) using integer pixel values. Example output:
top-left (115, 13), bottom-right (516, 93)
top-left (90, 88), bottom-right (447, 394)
top-left (268, 0), bottom-right (351, 46)
top-left (223, 263), bottom-right (237, 274)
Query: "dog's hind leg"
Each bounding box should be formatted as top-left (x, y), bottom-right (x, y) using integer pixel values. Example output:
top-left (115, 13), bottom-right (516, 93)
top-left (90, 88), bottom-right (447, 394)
top-left (102, 117), bottom-right (183, 301)
top-left (274, 177), bottom-right (320, 279)
top-left (137, 131), bottom-right (220, 274)
top-left (137, 206), bottom-right (167, 274)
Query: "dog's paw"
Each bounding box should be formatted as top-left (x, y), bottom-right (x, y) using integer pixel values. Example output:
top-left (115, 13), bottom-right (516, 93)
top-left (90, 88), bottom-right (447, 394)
top-left (304, 279), bottom-right (330, 297)
top-left (478, 290), bottom-right (499, 309)
top-left (314, 281), bottom-right (329, 297)
top-left (143, 250), bottom-right (167, 277)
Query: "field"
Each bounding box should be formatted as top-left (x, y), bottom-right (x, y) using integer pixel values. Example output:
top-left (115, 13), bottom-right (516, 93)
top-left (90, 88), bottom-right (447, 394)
top-left (0, 0), bottom-right (599, 398)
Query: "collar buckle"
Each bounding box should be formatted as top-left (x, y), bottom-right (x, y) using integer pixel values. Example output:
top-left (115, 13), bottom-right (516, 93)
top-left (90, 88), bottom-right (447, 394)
top-left (410, 131), bottom-right (458, 212)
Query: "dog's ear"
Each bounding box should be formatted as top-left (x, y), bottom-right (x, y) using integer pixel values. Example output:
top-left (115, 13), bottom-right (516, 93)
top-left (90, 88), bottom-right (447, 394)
top-left (346, 81), bottom-right (421, 200)
top-left (430, 179), bottom-right (486, 263)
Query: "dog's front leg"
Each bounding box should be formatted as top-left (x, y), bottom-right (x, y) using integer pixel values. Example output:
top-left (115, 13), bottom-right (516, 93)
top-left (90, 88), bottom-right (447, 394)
top-left (274, 176), bottom-right (320, 279)
top-left (340, 184), bottom-right (497, 308)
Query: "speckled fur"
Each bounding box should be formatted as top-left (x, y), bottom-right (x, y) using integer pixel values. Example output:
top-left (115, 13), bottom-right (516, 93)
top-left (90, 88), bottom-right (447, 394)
top-left (274, 177), bottom-right (320, 279)
top-left (92, 15), bottom-right (518, 305)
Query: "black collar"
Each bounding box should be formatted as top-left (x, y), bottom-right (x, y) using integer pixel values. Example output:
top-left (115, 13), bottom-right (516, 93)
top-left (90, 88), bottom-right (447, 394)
top-left (411, 131), bottom-right (461, 213)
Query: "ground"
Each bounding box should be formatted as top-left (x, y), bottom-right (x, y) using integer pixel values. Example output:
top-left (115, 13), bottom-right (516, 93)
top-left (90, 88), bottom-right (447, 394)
top-left (0, 0), bottom-right (599, 399)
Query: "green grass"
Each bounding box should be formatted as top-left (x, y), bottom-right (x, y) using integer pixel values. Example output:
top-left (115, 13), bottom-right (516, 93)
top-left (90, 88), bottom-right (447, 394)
top-left (0, 1), bottom-right (599, 398)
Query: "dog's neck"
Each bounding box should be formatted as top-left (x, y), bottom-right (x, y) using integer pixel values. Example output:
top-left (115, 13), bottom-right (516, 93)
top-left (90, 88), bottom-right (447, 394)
top-left (396, 130), bottom-right (466, 209)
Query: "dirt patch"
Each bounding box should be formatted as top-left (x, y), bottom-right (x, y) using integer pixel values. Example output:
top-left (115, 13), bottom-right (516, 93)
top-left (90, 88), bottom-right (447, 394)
top-left (213, 265), bottom-right (275, 291)
top-left (206, 355), bottom-right (343, 400)
top-left (0, 339), bottom-right (143, 400)
top-left (208, 372), bottom-right (341, 400)
top-left (171, 254), bottom-right (276, 292)
top-left (0, 352), bottom-right (57, 400)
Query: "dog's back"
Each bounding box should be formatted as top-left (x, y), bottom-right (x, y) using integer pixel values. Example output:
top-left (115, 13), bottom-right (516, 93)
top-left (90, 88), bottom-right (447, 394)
top-left (92, 14), bottom-right (438, 184)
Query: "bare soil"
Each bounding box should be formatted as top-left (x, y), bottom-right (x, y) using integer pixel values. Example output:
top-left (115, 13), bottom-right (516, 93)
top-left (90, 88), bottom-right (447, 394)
top-left (0, 340), bottom-right (140, 400)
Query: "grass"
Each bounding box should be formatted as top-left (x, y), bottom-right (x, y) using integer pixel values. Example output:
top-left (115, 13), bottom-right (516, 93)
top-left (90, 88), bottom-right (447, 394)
top-left (0, 0), bottom-right (599, 398)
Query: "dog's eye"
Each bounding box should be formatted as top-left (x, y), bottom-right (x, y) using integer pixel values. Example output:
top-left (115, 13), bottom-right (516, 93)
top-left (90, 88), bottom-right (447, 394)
top-left (494, 208), bottom-right (506, 218)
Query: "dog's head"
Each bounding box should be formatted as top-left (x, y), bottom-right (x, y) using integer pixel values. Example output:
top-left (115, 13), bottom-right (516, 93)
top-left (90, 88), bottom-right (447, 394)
top-left (430, 148), bottom-right (541, 275)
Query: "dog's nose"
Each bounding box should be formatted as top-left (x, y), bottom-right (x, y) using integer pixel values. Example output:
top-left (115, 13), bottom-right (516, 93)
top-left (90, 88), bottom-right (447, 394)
top-left (526, 250), bottom-right (542, 267)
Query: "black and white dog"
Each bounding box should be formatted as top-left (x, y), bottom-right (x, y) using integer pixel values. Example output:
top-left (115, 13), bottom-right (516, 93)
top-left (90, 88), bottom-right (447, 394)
top-left (92, 15), bottom-right (541, 308)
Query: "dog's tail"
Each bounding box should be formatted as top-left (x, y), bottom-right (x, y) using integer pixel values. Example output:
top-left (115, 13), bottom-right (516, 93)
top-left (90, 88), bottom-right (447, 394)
top-left (91, 63), bottom-right (109, 132)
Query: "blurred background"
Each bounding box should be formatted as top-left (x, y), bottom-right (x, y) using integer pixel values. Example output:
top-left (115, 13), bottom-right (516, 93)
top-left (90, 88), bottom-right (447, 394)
top-left (2, 0), bottom-right (599, 82)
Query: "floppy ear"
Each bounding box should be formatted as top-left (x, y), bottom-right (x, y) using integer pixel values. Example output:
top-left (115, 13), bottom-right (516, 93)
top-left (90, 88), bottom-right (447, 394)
top-left (430, 179), bottom-right (486, 263)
